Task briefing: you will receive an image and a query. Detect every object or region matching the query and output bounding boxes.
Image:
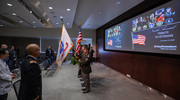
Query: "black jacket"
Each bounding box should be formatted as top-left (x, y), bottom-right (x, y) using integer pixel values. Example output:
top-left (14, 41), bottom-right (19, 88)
top-left (18, 56), bottom-right (42, 100)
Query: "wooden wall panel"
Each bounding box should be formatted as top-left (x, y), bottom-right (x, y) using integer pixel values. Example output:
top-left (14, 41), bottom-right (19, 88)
top-left (96, 0), bottom-right (180, 99)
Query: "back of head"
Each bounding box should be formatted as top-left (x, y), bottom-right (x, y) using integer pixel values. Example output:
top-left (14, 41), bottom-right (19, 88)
top-left (10, 46), bottom-right (14, 50)
top-left (26, 44), bottom-right (40, 57)
top-left (0, 48), bottom-right (7, 55)
top-left (1, 44), bottom-right (8, 49)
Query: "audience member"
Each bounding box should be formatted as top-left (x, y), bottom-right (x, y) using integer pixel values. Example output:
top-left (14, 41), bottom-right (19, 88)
top-left (89, 47), bottom-right (94, 58)
top-left (0, 48), bottom-right (16, 100)
top-left (1, 44), bottom-right (9, 63)
top-left (1, 44), bottom-right (8, 49)
top-left (8, 46), bottom-right (17, 70)
top-left (45, 46), bottom-right (52, 58)
top-left (18, 44), bottom-right (42, 100)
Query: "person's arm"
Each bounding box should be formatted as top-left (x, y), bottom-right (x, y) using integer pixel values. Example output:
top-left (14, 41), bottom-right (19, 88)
top-left (80, 54), bottom-right (92, 66)
top-left (0, 64), bottom-right (12, 82)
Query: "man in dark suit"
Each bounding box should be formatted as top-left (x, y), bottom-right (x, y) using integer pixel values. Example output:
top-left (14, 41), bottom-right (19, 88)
top-left (8, 46), bottom-right (17, 70)
top-left (79, 45), bottom-right (92, 93)
top-left (18, 44), bottom-right (42, 100)
top-left (45, 46), bottom-right (51, 58)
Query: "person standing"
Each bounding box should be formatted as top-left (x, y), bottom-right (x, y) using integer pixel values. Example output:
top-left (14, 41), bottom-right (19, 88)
top-left (0, 48), bottom-right (16, 100)
top-left (77, 45), bottom-right (84, 78)
top-left (89, 47), bottom-right (95, 57)
top-left (18, 44), bottom-right (42, 100)
top-left (45, 46), bottom-right (51, 58)
top-left (79, 45), bottom-right (92, 93)
top-left (89, 46), bottom-right (95, 63)
top-left (8, 46), bottom-right (17, 70)
top-left (1, 44), bottom-right (8, 49)
top-left (1, 44), bottom-right (9, 63)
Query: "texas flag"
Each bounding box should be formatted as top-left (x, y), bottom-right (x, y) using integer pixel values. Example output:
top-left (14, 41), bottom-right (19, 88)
top-left (56, 24), bottom-right (73, 69)
top-left (133, 34), bottom-right (146, 45)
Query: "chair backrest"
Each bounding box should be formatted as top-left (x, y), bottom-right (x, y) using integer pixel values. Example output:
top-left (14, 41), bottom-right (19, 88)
top-left (13, 79), bottom-right (21, 98)
top-left (47, 58), bottom-right (51, 64)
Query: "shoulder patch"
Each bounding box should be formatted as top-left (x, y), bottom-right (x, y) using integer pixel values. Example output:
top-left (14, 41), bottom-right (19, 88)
top-left (30, 61), bottom-right (37, 64)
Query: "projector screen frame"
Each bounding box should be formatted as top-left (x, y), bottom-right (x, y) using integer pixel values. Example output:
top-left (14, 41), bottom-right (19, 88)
top-left (103, 0), bottom-right (180, 57)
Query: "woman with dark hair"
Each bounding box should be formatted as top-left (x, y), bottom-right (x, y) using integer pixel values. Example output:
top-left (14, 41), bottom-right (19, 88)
top-left (0, 48), bottom-right (16, 100)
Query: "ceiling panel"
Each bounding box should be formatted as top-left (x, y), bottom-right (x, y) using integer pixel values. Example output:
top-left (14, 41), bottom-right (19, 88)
top-left (0, 0), bottom-right (144, 29)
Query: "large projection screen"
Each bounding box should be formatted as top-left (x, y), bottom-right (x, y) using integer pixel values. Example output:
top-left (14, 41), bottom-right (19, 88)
top-left (105, 0), bottom-right (180, 55)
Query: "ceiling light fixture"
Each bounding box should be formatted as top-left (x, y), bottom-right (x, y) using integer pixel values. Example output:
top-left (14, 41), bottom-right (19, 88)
top-left (17, 0), bottom-right (46, 27)
top-left (56, 23), bottom-right (59, 24)
top-left (67, 9), bottom-right (70, 11)
top-left (19, 20), bottom-right (23, 23)
top-left (12, 13), bottom-right (16, 16)
top-left (116, 1), bottom-right (121, 5)
top-left (60, 16), bottom-right (63, 19)
top-left (67, 23), bottom-right (70, 25)
top-left (7, 3), bottom-right (12, 6)
top-left (33, 26), bottom-right (36, 28)
top-left (32, 21), bottom-right (35, 23)
top-left (0, 25), bottom-right (3, 27)
top-left (99, 11), bottom-right (102, 14)
top-left (49, 7), bottom-right (53, 9)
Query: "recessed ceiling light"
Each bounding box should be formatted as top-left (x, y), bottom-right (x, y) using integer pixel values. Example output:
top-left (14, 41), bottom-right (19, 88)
top-left (12, 13), bottom-right (16, 16)
top-left (19, 20), bottom-right (23, 23)
top-left (60, 16), bottom-right (63, 19)
top-left (99, 11), bottom-right (102, 14)
top-left (30, 10), bottom-right (32, 13)
top-left (32, 21), bottom-right (35, 23)
top-left (33, 26), bottom-right (36, 28)
top-left (116, 1), bottom-right (121, 5)
top-left (67, 9), bottom-right (70, 11)
top-left (56, 23), bottom-right (59, 24)
top-left (0, 25), bottom-right (3, 27)
top-left (7, 3), bottom-right (12, 6)
top-left (67, 23), bottom-right (70, 25)
top-left (49, 7), bottom-right (53, 9)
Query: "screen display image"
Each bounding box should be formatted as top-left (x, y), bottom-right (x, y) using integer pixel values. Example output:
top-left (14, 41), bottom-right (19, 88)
top-left (105, 0), bottom-right (180, 55)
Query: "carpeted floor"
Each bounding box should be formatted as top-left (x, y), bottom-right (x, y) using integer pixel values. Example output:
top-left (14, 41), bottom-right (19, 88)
top-left (8, 61), bottom-right (173, 100)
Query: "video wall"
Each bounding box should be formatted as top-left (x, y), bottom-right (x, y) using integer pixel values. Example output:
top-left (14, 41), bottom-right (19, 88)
top-left (105, 0), bottom-right (180, 55)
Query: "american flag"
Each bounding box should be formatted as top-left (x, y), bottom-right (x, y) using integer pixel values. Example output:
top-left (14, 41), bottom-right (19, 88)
top-left (133, 34), bottom-right (146, 45)
top-left (75, 22), bottom-right (83, 55)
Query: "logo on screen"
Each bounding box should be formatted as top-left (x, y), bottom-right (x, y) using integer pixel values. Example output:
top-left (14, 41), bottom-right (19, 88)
top-left (165, 18), bottom-right (173, 24)
top-left (156, 21), bottom-right (163, 27)
top-left (149, 23), bottom-right (155, 28)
